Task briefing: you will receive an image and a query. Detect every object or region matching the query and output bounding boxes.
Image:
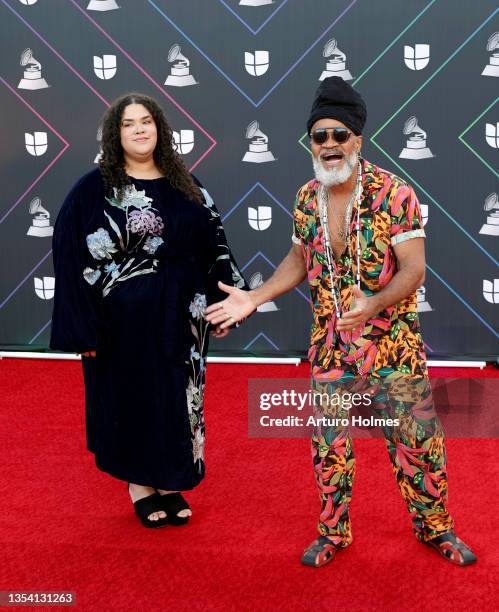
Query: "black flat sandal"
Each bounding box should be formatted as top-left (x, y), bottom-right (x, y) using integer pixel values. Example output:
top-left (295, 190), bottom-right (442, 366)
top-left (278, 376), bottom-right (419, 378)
top-left (301, 536), bottom-right (339, 568)
top-left (129, 487), bottom-right (169, 529)
top-left (424, 531), bottom-right (477, 566)
top-left (158, 492), bottom-right (191, 526)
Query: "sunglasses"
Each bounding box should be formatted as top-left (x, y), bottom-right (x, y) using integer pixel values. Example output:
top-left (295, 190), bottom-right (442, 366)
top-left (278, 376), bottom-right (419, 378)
top-left (310, 127), bottom-right (352, 146)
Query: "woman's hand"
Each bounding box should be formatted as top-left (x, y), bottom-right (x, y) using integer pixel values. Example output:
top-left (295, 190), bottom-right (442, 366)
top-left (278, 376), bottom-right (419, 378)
top-left (79, 351), bottom-right (97, 358)
top-left (205, 281), bottom-right (257, 329)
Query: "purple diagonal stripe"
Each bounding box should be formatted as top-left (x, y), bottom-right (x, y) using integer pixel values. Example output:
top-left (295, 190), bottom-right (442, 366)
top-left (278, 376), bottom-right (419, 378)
top-left (69, 0), bottom-right (217, 172)
top-left (218, 0), bottom-right (290, 36)
top-left (244, 332), bottom-right (280, 351)
top-left (0, 77), bottom-right (69, 225)
top-left (29, 318), bottom-right (51, 345)
top-left (241, 250), bottom-right (310, 303)
top-left (0, 249), bottom-right (52, 310)
top-left (258, 0), bottom-right (359, 106)
top-left (1, 0), bottom-right (110, 106)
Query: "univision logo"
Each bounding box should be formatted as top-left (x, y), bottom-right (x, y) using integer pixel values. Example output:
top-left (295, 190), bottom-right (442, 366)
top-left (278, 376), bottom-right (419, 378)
top-left (25, 132), bottom-right (47, 156)
top-left (420, 204), bottom-right (429, 226)
top-left (173, 130), bottom-right (195, 155)
top-left (34, 276), bottom-right (55, 300)
top-left (404, 44), bottom-right (430, 70)
top-left (483, 279), bottom-right (499, 304)
top-left (245, 51), bottom-right (270, 76)
top-left (248, 206), bottom-right (272, 230)
top-left (485, 122), bottom-right (499, 148)
top-left (93, 55), bottom-right (117, 80)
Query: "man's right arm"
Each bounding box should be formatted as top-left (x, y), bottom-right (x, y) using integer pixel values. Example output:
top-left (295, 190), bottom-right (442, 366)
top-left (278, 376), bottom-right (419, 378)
top-left (249, 243), bottom-right (307, 308)
top-left (204, 243), bottom-right (307, 327)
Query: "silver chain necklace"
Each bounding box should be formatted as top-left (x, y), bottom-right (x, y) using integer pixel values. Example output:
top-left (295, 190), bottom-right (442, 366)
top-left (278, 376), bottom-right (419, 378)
top-left (330, 186), bottom-right (357, 242)
top-left (318, 162), bottom-right (363, 319)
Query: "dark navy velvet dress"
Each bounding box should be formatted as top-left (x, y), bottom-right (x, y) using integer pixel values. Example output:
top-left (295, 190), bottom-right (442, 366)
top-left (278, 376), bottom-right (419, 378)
top-left (50, 169), bottom-right (245, 490)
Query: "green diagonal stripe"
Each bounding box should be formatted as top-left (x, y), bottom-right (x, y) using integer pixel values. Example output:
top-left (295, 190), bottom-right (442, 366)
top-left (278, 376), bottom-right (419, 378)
top-left (298, 0), bottom-right (439, 152)
top-left (370, 9), bottom-right (499, 266)
top-left (458, 97), bottom-right (499, 179)
top-left (353, 0), bottom-right (438, 85)
top-left (370, 139), bottom-right (498, 267)
top-left (372, 8), bottom-right (498, 139)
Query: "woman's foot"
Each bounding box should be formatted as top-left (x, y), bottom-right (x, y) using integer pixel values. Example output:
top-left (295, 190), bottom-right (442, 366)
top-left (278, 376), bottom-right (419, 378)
top-left (129, 483), bottom-right (167, 525)
top-left (157, 490), bottom-right (192, 524)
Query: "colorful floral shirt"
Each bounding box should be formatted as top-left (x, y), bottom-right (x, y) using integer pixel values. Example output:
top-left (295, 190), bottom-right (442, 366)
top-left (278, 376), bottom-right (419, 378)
top-left (293, 159), bottom-right (427, 382)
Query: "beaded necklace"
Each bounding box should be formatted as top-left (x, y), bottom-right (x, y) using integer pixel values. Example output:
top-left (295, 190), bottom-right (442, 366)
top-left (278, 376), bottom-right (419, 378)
top-left (318, 162), bottom-right (363, 319)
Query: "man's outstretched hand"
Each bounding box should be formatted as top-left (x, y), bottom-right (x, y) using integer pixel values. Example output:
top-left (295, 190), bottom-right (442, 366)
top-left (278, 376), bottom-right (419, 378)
top-left (205, 281), bottom-right (257, 330)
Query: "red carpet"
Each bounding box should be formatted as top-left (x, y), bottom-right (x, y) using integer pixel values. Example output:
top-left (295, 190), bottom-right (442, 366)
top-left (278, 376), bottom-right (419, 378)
top-left (0, 359), bottom-right (498, 611)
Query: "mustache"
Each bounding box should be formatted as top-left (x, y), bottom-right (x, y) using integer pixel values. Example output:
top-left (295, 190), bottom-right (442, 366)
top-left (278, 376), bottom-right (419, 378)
top-left (318, 148), bottom-right (343, 159)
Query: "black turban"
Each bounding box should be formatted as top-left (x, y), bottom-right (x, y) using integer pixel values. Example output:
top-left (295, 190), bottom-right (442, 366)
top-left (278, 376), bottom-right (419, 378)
top-left (307, 76), bottom-right (367, 136)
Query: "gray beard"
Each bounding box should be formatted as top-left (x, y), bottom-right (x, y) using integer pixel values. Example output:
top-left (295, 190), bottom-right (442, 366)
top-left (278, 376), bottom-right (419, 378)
top-left (312, 149), bottom-right (359, 187)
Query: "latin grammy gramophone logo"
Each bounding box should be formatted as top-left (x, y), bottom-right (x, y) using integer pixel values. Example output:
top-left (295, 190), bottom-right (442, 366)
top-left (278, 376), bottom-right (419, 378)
top-left (485, 122), bottom-right (499, 148)
top-left (164, 45), bottom-right (197, 87)
top-left (93, 55), bottom-right (117, 80)
top-left (173, 130), bottom-right (195, 155)
top-left (404, 44), bottom-right (430, 71)
top-left (249, 273), bottom-right (278, 311)
top-left (319, 38), bottom-right (353, 82)
top-left (87, 0), bottom-right (120, 11)
top-left (18, 0), bottom-right (38, 5)
top-left (483, 279), bottom-right (499, 304)
top-left (34, 276), bottom-right (55, 300)
top-left (27, 197), bottom-right (53, 237)
top-left (239, 0), bottom-right (273, 6)
top-left (416, 286), bottom-right (433, 312)
top-left (481, 32), bottom-right (499, 77)
top-left (480, 193), bottom-right (499, 236)
top-left (399, 116), bottom-right (434, 160)
top-left (25, 132), bottom-right (47, 156)
top-left (248, 206), bottom-right (272, 231)
top-left (242, 121), bottom-right (275, 163)
top-left (94, 124), bottom-right (103, 164)
top-left (18, 48), bottom-right (50, 90)
top-left (245, 51), bottom-right (270, 76)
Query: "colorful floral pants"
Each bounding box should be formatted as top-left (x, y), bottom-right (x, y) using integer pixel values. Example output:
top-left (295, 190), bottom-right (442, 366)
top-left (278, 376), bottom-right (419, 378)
top-left (311, 376), bottom-right (454, 546)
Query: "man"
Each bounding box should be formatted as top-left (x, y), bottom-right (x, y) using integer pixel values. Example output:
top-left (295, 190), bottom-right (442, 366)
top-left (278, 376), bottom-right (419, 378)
top-left (205, 77), bottom-right (475, 568)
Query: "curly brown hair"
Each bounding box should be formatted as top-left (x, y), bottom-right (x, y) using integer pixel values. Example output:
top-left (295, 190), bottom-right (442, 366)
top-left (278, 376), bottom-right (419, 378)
top-left (98, 92), bottom-right (203, 203)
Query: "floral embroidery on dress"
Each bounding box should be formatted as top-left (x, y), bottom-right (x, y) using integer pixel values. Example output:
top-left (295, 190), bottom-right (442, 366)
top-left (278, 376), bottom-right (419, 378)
top-left (199, 190), bottom-right (245, 290)
top-left (108, 184), bottom-right (153, 210)
top-left (83, 267), bottom-right (101, 285)
top-left (186, 292), bottom-right (209, 470)
top-left (126, 209), bottom-right (164, 236)
top-left (142, 236), bottom-right (164, 255)
top-left (86, 228), bottom-right (117, 260)
top-left (83, 184), bottom-right (165, 297)
top-left (189, 293), bottom-right (207, 319)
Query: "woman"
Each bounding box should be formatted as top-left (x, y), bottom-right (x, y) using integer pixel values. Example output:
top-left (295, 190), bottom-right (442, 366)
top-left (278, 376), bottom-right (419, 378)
top-left (50, 93), bottom-right (246, 527)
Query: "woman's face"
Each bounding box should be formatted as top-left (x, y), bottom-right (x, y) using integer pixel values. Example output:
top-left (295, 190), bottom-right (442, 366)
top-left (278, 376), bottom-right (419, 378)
top-left (120, 103), bottom-right (158, 161)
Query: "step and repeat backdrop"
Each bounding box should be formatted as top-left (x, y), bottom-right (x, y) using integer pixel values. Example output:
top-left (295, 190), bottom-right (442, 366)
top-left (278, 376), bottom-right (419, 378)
top-left (0, 0), bottom-right (497, 358)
